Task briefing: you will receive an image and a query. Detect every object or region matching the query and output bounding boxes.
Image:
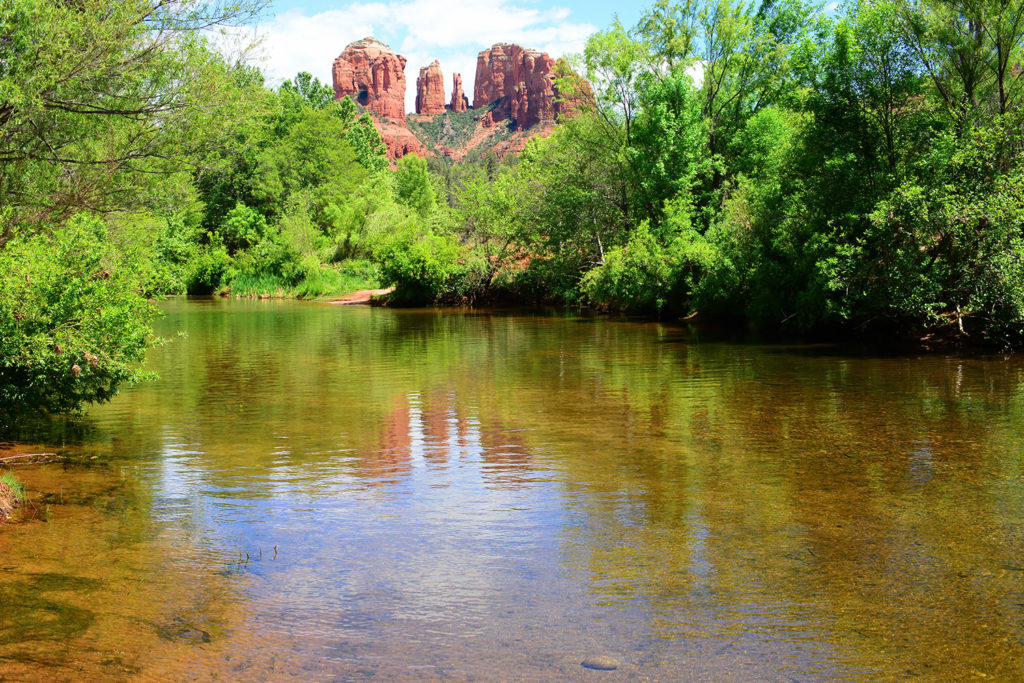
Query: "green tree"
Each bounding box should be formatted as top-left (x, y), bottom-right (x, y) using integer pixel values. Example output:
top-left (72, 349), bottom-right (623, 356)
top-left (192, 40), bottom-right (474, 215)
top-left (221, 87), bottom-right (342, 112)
top-left (0, 0), bottom-right (266, 230)
top-left (0, 0), bottom-right (264, 421)
top-left (395, 155), bottom-right (436, 216)
top-left (280, 71), bottom-right (335, 110)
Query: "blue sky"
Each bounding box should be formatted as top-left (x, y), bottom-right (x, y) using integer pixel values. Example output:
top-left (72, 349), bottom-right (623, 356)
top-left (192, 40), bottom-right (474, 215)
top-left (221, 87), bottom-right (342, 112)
top-left (231, 0), bottom-right (644, 112)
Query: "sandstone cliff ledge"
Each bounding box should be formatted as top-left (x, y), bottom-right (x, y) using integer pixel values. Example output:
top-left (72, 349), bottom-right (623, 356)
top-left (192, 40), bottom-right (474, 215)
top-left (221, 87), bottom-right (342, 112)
top-left (473, 43), bottom-right (560, 129)
top-left (332, 37), bottom-right (407, 121)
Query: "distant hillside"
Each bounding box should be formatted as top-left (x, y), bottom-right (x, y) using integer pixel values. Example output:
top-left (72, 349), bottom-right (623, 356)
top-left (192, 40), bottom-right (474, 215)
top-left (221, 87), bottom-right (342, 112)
top-left (406, 104), bottom-right (552, 161)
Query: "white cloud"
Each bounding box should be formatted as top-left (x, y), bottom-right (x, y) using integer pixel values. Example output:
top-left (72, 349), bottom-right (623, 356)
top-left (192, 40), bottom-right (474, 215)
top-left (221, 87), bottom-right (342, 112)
top-left (234, 0), bottom-right (597, 113)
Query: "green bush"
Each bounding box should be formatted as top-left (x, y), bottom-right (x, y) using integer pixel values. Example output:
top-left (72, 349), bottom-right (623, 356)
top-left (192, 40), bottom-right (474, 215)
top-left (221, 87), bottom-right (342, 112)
top-left (582, 222), bottom-right (682, 313)
top-left (185, 237), bottom-right (233, 294)
top-left (219, 202), bottom-right (269, 253)
top-left (0, 214), bottom-right (156, 422)
top-left (146, 215), bottom-right (205, 295)
top-left (373, 224), bottom-right (466, 304)
top-left (230, 233), bottom-right (304, 289)
top-left (395, 155), bottom-right (437, 217)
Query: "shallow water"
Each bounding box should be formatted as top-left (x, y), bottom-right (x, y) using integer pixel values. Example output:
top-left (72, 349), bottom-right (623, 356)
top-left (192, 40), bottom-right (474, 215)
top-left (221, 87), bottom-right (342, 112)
top-left (2, 298), bottom-right (1024, 680)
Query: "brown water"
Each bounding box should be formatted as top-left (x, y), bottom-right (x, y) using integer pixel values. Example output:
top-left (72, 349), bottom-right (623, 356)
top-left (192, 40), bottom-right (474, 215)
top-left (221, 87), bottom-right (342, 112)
top-left (2, 298), bottom-right (1024, 681)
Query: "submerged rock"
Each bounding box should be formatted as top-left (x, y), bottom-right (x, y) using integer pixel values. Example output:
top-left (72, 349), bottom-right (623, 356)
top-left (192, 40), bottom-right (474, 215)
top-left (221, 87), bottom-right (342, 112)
top-left (581, 656), bottom-right (619, 671)
top-left (156, 617), bottom-right (212, 644)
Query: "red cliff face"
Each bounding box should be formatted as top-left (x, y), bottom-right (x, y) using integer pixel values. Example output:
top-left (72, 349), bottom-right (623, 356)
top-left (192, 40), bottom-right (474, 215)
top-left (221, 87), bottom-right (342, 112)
top-left (473, 43), bottom-right (561, 128)
top-left (450, 73), bottom-right (468, 113)
top-left (332, 37), bottom-right (407, 121)
top-left (332, 37), bottom-right (426, 161)
top-left (552, 58), bottom-right (592, 119)
top-left (375, 119), bottom-right (426, 162)
top-left (415, 60), bottom-right (446, 115)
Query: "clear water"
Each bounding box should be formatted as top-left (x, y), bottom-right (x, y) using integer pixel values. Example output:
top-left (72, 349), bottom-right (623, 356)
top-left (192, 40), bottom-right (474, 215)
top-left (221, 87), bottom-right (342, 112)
top-left (2, 298), bottom-right (1024, 680)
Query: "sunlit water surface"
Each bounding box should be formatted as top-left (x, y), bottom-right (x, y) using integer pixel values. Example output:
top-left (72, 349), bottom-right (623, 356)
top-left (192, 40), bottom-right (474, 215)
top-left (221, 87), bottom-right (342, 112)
top-left (3, 299), bottom-right (1024, 681)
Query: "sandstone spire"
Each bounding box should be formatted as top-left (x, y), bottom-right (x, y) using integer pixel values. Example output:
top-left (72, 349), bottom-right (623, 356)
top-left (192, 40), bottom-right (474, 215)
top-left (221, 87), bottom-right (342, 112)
top-left (450, 72), bottom-right (469, 112)
top-left (415, 60), bottom-right (446, 115)
top-left (473, 43), bottom-right (560, 128)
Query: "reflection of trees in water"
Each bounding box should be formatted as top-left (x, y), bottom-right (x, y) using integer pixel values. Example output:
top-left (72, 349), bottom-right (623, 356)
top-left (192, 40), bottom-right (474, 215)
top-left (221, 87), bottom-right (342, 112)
top-left (33, 301), bottom-right (1024, 678)
top-left (509, 341), bottom-right (1024, 678)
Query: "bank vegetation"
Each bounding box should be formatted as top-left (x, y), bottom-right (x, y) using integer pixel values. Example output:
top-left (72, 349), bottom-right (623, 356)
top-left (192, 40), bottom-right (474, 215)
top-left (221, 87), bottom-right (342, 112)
top-left (4, 0), bottom-right (1024, 425)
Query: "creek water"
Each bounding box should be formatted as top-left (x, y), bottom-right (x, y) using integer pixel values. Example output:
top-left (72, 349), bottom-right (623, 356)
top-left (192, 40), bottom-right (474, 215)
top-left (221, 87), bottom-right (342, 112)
top-left (2, 298), bottom-right (1024, 680)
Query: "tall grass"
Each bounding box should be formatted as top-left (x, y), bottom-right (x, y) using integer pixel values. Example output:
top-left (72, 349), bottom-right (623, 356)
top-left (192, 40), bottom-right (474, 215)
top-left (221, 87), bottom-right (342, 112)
top-left (229, 259), bottom-right (382, 300)
top-left (228, 272), bottom-right (291, 298)
top-left (0, 471), bottom-right (26, 519)
top-left (0, 471), bottom-right (25, 499)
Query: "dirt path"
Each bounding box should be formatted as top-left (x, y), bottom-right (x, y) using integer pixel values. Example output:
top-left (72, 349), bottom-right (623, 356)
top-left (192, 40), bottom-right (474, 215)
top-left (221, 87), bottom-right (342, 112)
top-left (326, 288), bottom-right (394, 305)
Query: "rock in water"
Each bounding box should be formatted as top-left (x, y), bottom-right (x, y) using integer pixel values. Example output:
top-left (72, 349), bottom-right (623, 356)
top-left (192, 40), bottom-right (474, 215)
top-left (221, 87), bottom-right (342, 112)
top-left (581, 656), bottom-right (619, 671)
top-left (416, 60), bottom-right (446, 115)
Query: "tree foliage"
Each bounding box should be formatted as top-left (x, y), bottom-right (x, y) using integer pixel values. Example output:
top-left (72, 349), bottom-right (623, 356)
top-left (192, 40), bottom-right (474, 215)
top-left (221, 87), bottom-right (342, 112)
top-left (0, 215), bottom-right (155, 422)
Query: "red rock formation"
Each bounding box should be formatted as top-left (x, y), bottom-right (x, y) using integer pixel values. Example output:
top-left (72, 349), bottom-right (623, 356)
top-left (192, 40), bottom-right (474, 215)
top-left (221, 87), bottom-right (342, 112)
top-left (450, 73), bottom-right (468, 112)
top-left (332, 37), bottom-right (430, 161)
top-left (473, 43), bottom-right (561, 128)
top-left (375, 119), bottom-right (427, 162)
top-left (552, 58), bottom-right (593, 120)
top-left (415, 60), bottom-right (446, 115)
top-left (332, 37), bottom-right (407, 121)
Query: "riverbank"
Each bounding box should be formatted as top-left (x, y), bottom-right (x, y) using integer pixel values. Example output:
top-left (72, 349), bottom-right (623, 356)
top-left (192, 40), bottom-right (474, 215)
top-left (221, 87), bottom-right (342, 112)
top-left (0, 472), bottom-right (23, 521)
top-left (325, 287), bottom-right (394, 305)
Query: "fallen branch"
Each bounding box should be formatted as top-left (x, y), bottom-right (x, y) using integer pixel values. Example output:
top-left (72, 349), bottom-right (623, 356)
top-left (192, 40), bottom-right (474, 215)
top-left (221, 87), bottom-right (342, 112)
top-left (0, 452), bottom-right (58, 463)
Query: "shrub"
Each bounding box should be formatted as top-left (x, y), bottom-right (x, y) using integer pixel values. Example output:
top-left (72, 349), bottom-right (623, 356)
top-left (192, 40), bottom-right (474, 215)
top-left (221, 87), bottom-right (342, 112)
top-left (0, 214), bottom-right (156, 423)
top-left (582, 222), bottom-right (682, 313)
top-left (219, 202), bottom-right (269, 252)
top-left (373, 224), bottom-right (466, 304)
top-left (185, 237), bottom-right (233, 294)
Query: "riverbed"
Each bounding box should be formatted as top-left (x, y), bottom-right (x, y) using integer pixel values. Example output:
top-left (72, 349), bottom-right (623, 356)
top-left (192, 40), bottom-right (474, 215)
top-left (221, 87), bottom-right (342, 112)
top-left (2, 298), bottom-right (1023, 680)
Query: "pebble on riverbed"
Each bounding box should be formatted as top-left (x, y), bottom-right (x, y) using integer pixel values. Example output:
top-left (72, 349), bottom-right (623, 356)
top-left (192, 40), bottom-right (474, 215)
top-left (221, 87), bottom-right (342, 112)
top-left (581, 656), bottom-right (619, 671)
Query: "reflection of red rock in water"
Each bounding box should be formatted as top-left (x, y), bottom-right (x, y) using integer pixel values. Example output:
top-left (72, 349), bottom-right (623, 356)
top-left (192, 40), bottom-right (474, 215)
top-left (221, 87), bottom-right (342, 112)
top-left (421, 392), bottom-right (452, 465)
top-left (361, 397), bottom-right (412, 484)
top-left (477, 419), bottom-right (533, 487)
